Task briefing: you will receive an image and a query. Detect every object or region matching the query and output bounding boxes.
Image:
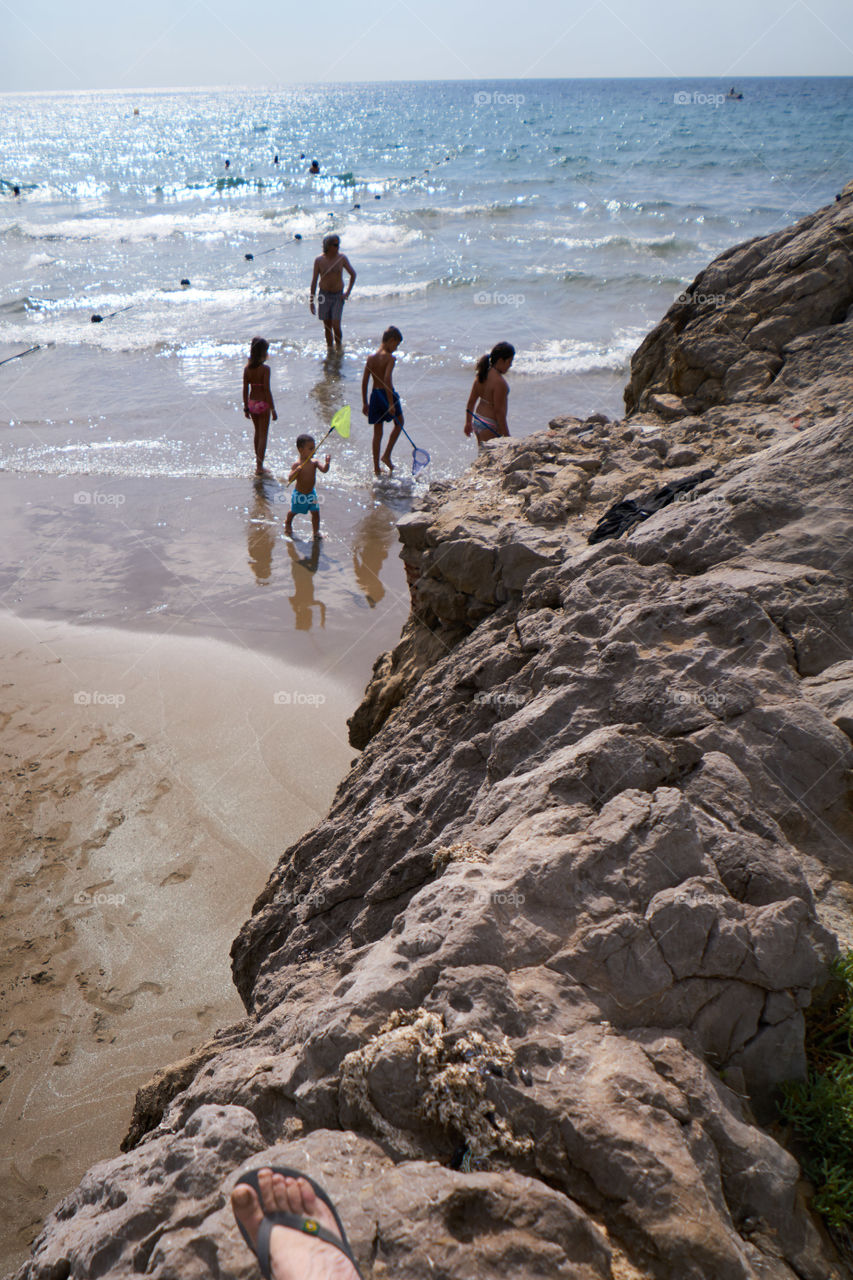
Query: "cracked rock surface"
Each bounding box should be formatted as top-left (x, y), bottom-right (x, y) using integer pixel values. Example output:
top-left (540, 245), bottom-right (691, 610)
top-left (12, 194), bottom-right (853, 1280)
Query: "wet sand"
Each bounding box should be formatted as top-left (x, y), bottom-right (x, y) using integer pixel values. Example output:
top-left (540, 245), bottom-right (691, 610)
top-left (0, 468), bottom-right (412, 669)
top-left (0, 596), bottom-right (403, 1269)
top-left (0, 358), bottom-right (413, 1271)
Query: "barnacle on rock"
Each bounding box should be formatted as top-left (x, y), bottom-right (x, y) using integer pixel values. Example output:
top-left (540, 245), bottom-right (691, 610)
top-left (340, 1007), bottom-right (532, 1163)
top-left (432, 840), bottom-right (490, 871)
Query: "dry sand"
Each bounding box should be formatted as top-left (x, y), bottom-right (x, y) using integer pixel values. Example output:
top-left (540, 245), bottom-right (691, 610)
top-left (0, 610), bottom-right (360, 1272)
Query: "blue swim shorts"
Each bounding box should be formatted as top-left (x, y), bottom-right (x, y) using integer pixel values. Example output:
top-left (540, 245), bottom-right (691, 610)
top-left (291, 489), bottom-right (320, 514)
top-left (368, 388), bottom-right (403, 426)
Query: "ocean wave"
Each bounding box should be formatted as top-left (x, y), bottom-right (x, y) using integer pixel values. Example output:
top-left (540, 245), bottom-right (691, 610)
top-left (26, 251), bottom-right (56, 269)
top-left (555, 232), bottom-right (696, 256)
top-left (407, 201), bottom-right (529, 219)
top-left (10, 207), bottom-right (330, 245)
top-left (514, 332), bottom-right (646, 377)
top-left (531, 265), bottom-right (687, 290)
top-left (332, 222), bottom-right (422, 251)
top-left (351, 279), bottom-right (434, 299)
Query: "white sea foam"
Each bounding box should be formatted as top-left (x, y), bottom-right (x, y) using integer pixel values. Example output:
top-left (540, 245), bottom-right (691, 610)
top-left (514, 332), bottom-right (647, 377)
top-left (333, 222), bottom-right (422, 251)
top-left (17, 207), bottom-right (327, 244)
top-left (554, 232), bottom-right (687, 254)
top-left (352, 279), bottom-right (434, 299)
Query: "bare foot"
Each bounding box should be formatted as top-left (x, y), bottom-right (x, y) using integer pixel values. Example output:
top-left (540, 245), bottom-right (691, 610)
top-left (232, 1169), bottom-right (359, 1280)
top-left (380, 453), bottom-right (394, 473)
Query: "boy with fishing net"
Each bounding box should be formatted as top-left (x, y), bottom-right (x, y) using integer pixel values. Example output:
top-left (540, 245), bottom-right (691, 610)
top-left (362, 326), bottom-right (405, 476)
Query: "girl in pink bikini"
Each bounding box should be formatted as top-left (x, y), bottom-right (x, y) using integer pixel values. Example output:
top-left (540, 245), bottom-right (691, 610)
top-left (243, 336), bottom-right (278, 475)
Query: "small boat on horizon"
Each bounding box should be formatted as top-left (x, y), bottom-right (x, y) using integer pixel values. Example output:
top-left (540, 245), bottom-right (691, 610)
top-left (726, 87), bottom-right (744, 100)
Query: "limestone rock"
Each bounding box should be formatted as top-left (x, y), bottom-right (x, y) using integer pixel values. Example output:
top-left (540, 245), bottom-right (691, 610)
top-left (625, 180), bottom-right (853, 416)
top-left (14, 191), bottom-right (853, 1280)
top-left (646, 392), bottom-right (689, 420)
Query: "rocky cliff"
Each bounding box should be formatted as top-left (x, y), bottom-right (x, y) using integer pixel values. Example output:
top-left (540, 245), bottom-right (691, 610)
top-left (13, 188), bottom-right (853, 1280)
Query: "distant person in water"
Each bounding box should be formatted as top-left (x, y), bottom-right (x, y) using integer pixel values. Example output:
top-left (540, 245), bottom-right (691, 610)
top-left (363, 326), bottom-right (403, 476)
top-left (465, 341), bottom-right (515, 444)
top-left (309, 234), bottom-right (356, 349)
top-left (224, 159), bottom-right (230, 170)
top-left (243, 336), bottom-right (277, 475)
top-left (309, 159), bottom-right (320, 174)
top-left (286, 434), bottom-right (330, 539)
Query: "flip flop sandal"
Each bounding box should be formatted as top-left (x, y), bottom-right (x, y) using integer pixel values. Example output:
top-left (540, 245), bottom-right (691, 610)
top-left (233, 1166), bottom-right (364, 1279)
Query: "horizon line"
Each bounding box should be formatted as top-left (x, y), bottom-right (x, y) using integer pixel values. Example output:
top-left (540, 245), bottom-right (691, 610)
top-left (2, 73), bottom-right (852, 98)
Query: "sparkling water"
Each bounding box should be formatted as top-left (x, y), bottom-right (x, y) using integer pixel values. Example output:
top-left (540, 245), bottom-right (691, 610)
top-left (2, 78), bottom-right (850, 483)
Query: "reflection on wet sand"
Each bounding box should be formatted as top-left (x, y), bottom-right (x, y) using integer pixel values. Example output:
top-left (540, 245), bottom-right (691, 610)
top-left (286, 538), bottom-right (326, 630)
top-left (247, 479), bottom-right (277, 584)
top-left (351, 503), bottom-right (398, 608)
top-left (244, 479), bottom-right (405, 629)
top-left (309, 350), bottom-right (346, 431)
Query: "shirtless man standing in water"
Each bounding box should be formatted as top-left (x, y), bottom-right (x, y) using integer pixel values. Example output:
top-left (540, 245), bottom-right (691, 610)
top-left (309, 235), bottom-right (357, 349)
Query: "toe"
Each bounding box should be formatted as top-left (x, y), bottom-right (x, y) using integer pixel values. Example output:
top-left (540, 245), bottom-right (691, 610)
top-left (268, 1171), bottom-right (292, 1215)
top-left (294, 1177), bottom-right (319, 1219)
top-left (257, 1167), bottom-right (278, 1214)
top-left (231, 1183), bottom-right (265, 1247)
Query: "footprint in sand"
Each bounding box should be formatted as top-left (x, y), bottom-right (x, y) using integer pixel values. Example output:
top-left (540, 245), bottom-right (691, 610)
top-left (160, 865), bottom-right (192, 887)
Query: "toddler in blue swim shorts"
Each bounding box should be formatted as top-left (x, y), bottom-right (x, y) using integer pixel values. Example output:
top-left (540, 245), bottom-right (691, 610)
top-left (285, 434), bottom-right (330, 539)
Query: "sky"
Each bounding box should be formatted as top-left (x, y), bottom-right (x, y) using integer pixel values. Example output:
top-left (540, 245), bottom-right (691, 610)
top-left (1, 0), bottom-right (852, 92)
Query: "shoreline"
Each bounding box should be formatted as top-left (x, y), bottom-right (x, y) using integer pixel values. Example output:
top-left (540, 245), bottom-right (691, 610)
top-left (0, 610), bottom-right (363, 1273)
top-left (0, 470), bottom-right (412, 694)
top-left (6, 168), bottom-right (853, 1279)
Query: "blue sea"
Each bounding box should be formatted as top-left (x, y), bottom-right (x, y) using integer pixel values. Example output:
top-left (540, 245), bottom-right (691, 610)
top-left (0, 78), bottom-right (850, 652)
